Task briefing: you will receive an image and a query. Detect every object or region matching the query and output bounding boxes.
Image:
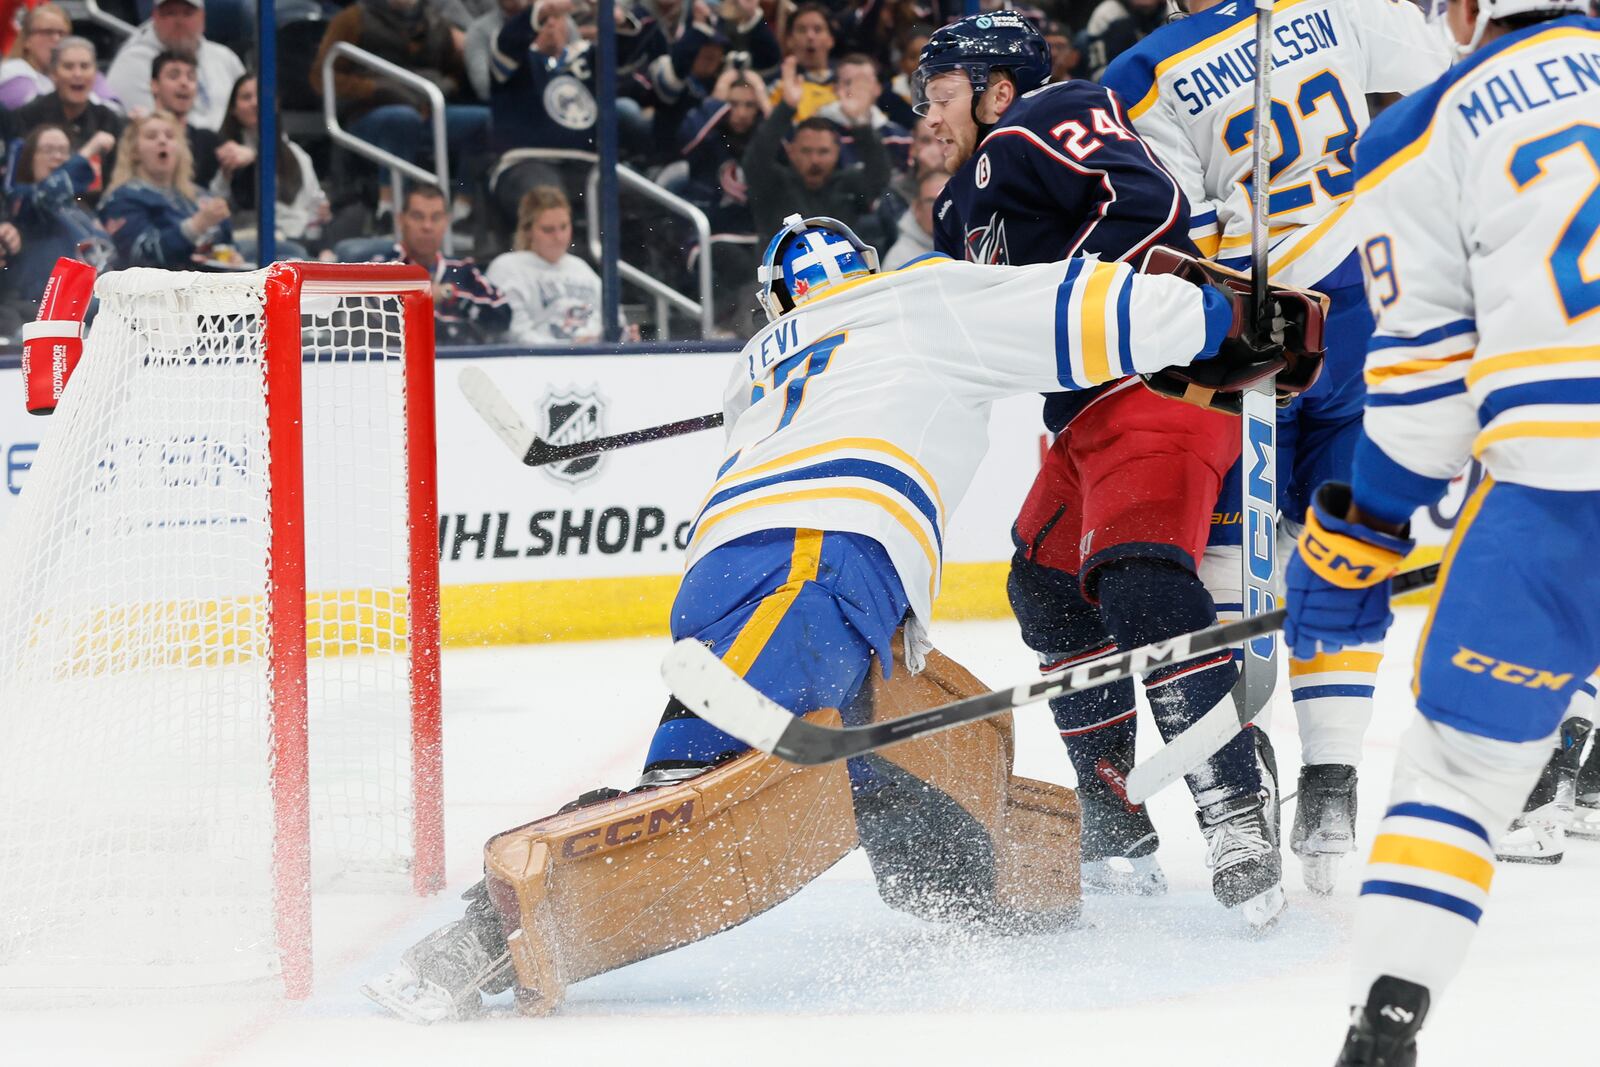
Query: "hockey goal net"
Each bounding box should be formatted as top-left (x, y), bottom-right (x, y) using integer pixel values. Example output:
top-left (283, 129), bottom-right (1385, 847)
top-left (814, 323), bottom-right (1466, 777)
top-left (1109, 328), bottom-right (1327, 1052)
top-left (0, 263), bottom-right (443, 998)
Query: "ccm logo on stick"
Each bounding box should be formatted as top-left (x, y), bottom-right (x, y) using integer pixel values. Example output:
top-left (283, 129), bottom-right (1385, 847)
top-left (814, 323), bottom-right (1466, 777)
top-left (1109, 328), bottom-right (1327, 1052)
top-left (560, 800), bottom-right (697, 858)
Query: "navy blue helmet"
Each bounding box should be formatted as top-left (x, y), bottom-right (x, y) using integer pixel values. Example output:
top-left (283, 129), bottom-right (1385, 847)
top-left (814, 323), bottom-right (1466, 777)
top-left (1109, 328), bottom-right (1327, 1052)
top-left (912, 11), bottom-right (1052, 115)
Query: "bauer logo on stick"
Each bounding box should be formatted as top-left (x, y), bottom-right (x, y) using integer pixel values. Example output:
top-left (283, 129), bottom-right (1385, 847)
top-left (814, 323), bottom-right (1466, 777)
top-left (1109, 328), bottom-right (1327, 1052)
top-left (539, 387), bottom-right (607, 485)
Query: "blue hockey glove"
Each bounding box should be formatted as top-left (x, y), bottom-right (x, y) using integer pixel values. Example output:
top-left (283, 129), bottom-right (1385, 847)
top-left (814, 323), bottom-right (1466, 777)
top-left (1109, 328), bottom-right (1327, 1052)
top-left (1284, 482), bottom-right (1415, 660)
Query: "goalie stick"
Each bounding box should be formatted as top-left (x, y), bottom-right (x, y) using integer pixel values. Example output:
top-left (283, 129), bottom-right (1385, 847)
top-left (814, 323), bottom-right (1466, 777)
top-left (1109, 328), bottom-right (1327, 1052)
top-left (1235, 0), bottom-right (1281, 731)
top-left (458, 365), bottom-right (722, 467)
top-left (662, 562), bottom-right (1437, 771)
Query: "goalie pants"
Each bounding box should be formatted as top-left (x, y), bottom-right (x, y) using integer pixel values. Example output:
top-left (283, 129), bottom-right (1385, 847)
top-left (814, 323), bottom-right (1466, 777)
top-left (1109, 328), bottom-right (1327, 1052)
top-left (645, 527), bottom-right (908, 777)
top-left (1007, 381), bottom-right (1259, 810)
top-left (1351, 480), bottom-right (1600, 1003)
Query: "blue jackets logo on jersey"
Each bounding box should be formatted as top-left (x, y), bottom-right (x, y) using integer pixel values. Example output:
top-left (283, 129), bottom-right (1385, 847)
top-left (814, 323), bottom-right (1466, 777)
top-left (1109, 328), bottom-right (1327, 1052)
top-left (964, 212), bottom-right (1011, 264)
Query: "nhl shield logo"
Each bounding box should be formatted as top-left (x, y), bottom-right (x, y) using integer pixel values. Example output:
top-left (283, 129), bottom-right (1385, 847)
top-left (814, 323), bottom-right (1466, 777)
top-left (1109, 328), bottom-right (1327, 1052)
top-left (540, 386), bottom-right (606, 485)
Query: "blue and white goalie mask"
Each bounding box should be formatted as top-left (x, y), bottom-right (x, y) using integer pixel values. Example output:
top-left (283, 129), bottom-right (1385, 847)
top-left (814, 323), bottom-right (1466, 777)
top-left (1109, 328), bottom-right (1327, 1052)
top-left (756, 213), bottom-right (881, 322)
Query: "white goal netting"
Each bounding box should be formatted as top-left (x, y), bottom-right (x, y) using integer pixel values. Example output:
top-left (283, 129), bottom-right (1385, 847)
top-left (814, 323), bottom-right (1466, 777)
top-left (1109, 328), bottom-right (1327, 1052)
top-left (0, 267), bottom-right (438, 993)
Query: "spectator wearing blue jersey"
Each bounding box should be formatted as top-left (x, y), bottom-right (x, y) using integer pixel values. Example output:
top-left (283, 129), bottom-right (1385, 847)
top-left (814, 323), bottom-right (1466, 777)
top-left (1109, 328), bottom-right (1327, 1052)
top-left (488, 0), bottom-right (599, 223)
top-left (645, 0), bottom-right (781, 162)
top-left (373, 184), bottom-right (511, 343)
top-left (674, 65), bottom-right (765, 232)
top-left (100, 111), bottom-right (233, 270)
top-left (3, 125), bottom-right (116, 321)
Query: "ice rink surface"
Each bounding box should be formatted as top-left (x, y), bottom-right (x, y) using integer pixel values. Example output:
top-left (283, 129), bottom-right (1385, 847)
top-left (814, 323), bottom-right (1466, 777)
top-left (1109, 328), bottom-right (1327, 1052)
top-left (5, 606), bottom-right (1594, 1066)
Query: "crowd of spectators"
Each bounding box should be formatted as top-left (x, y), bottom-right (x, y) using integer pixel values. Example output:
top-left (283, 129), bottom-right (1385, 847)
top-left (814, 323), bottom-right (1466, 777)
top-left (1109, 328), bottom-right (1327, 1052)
top-left (0, 0), bottom-right (1169, 343)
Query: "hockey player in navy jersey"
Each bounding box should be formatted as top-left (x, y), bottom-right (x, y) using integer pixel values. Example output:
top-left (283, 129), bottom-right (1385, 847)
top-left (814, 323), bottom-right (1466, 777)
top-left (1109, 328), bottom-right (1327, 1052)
top-left (1281, 0), bottom-right (1600, 1060)
top-left (1102, 0), bottom-right (1451, 896)
top-left (917, 11), bottom-right (1286, 925)
top-left (364, 214), bottom-right (1326, 1023)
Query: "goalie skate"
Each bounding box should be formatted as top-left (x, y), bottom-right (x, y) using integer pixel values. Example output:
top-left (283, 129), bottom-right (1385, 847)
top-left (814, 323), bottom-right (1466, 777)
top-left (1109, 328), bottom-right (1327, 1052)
top-left (1290, 763), bottom-right (1357, 895)
top-left (362, 905), bottom-right (514, 1024)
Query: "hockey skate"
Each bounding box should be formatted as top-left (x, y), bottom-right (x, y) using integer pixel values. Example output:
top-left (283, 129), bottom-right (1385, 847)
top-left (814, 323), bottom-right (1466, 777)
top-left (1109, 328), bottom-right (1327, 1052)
top-left (1497, 718), bottom-right (1589, 864)
top-left (363, 885), bottom-right (514, 1024)
top-left (1335, 975), bottom-right (1430, 1067)
top-left (1568, 720), bottom-right (1600, 840)
top-left (1198, 792), bottom-right (1284, 930)
top-left (1290, 764), bottom-right (1357, 895)
top-left (1078, 790), bottom-right (1167, 896)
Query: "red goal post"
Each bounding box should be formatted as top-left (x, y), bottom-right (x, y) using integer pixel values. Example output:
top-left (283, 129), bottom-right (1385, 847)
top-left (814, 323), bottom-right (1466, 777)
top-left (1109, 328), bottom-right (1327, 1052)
top-left (264, 263), bottom-right (445, 996)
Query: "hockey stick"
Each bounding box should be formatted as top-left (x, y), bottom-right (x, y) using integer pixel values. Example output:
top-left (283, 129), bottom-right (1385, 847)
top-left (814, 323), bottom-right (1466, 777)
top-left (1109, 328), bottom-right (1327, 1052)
top-left (458, 366), bottom-right (723, 467)
top-left (661, 562), bottom-right (1439, 769)
top-left (1234, 0), bottom-right (1281, 729)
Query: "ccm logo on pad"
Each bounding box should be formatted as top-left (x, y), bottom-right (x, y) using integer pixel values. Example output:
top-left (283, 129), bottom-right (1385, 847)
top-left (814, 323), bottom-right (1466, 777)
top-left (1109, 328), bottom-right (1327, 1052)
top-left (560, 800), bottom-right (696, 858)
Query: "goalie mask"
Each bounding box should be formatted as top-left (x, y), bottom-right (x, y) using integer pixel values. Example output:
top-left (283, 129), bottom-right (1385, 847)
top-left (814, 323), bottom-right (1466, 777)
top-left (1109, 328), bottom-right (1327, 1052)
top-left (756, 214), bottom-right (881, 322)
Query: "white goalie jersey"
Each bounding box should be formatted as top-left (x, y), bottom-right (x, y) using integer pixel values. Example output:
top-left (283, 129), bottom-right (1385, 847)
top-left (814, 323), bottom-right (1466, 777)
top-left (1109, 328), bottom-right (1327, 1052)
top-left (1102, 0), bottom-right (1451, 288)
top-left (688, 254), bottom-right (1230, 626)
top-left (1352, 15), bottom-right (1600, 496)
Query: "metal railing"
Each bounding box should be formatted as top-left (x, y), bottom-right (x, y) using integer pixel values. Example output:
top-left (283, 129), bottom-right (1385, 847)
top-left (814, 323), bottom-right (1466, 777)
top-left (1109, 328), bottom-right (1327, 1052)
top-left (585, 164), bottom-right (715, 340)
top-left (320, 42), bottom-right (453, 254)
top-left (81, 0), bottom-right (135, 38)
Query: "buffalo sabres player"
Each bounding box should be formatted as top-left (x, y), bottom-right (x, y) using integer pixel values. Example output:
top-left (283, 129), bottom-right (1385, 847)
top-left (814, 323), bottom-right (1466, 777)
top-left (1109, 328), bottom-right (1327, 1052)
top-left (918, 12), bottom-right (1293, 926)
top-left (1281, 0), bottom-right (1600, 1060)
top-left (1102, 0), bottom-right (1451, 895)
top-left (364, 215), bottom-right (1325, 1023)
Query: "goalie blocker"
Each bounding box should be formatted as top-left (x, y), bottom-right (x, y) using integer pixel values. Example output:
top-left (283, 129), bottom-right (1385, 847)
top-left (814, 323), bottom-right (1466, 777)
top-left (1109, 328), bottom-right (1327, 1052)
top-left (474, 640), bottom-right (1079, 1017)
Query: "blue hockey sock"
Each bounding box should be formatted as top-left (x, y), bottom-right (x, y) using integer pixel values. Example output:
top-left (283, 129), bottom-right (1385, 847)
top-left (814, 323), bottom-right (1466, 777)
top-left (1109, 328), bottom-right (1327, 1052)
top-left (1097, 559), bottom-right (1261, 806)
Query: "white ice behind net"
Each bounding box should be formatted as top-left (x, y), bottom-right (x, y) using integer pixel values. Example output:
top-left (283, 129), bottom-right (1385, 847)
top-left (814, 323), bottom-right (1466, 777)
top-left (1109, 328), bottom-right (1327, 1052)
top-left (0, 269), bottom-right (419, 991)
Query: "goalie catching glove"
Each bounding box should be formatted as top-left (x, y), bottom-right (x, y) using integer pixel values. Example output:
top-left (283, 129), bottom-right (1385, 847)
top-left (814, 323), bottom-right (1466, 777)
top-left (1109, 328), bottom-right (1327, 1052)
top-left (1136, 246), bottom-right (1327, 414)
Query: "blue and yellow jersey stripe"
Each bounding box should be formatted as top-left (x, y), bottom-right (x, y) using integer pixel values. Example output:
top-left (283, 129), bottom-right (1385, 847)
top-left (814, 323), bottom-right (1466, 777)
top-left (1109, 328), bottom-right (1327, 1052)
top-left (690, 438), bottom-right (949, 598)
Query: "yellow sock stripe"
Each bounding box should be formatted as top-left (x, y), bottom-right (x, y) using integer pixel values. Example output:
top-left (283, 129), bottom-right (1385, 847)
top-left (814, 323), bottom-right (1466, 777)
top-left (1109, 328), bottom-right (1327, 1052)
top-left (692, 486), bottom-right (940, 599)
top-left (721, 528), bottom-right (824, 676)
top-left (1289, 650), bottom-right (1384, 676)
top-left (1414, 476), bottom-right (1493, 698)
top-left (1078, 262), bottom-right (1118, 386)
top-left (1369, 833), bottom-right (1495, 893)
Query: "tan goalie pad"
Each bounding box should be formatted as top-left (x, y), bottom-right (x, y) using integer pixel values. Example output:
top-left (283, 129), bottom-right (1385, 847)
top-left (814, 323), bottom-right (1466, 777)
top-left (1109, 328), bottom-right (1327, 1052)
top-left (860, 641), bottom-right (1082, 926)
top-left (481, 709), bottom-right (856, 1016)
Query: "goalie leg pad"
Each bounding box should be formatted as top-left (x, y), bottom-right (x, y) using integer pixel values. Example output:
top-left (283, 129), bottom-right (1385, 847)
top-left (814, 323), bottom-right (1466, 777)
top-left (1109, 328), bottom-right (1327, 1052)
top-left (853, 640), bottom-right (1082, 932)
top-left (482, 710), bottom-right (857, 1016)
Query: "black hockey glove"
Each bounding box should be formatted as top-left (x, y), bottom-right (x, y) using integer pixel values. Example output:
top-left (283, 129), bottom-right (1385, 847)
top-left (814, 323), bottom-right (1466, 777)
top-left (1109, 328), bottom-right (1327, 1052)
top-left (1136, 246), bottom-right (1328, 415)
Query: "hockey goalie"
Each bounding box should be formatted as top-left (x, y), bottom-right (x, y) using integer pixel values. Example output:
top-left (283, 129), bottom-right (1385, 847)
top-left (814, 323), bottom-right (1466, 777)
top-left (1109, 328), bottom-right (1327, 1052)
top-left (363, 215), bottom-right (1326, 1022)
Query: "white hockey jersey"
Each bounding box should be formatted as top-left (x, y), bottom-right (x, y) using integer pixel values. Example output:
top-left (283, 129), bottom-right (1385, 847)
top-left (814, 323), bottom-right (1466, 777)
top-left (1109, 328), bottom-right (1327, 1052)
top-left (688, 254), bottom-right (1229, 627)
top-left (1102, 0), bottom-right (1450, 288)
top-left (485, 251), bottom-right (603, 344)
top-left (1351, 15), bottom-right (1600, 499)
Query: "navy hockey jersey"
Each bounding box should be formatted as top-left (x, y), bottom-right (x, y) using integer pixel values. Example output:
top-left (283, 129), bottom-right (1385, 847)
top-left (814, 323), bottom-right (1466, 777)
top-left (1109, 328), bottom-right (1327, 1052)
top-left (933, 78), bottom-right (1194, 430)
